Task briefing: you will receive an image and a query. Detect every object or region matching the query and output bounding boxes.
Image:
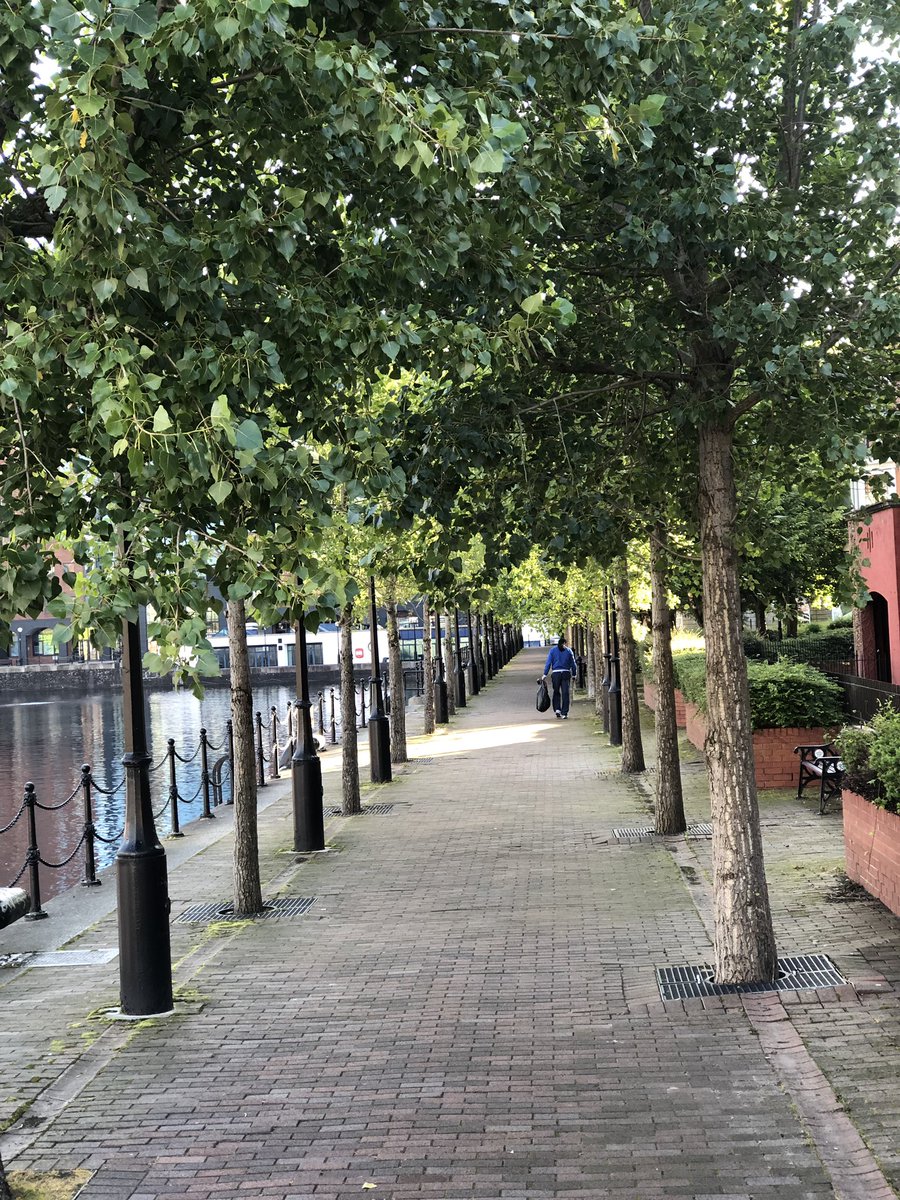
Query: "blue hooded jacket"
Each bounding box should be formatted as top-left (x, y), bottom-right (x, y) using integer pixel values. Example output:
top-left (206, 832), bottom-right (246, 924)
top-left (544, 645), bottom-right (577, 676)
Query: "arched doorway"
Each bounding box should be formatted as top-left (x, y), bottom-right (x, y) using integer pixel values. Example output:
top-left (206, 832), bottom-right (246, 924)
top-left (872, 592), bottom-right (892, 682)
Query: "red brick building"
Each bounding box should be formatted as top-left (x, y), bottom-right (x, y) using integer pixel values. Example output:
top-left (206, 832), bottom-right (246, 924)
top-left (851, 467), bottom-right (900, 684)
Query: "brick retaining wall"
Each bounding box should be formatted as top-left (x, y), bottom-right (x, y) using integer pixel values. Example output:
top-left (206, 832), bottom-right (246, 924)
top-left (640, 681), bottom-right (686, 727)
top-left (843, 788), bottom-right (900, 917)
top-left (683, 704), bottom-right (831, 791)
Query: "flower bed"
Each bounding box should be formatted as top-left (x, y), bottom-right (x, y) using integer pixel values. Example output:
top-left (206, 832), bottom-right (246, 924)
top-left (842, 788), bottom-right (900, 917)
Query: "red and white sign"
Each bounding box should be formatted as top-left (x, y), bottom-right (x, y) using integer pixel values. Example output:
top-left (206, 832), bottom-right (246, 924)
top-left (354, 647), bottom-right (365, 659)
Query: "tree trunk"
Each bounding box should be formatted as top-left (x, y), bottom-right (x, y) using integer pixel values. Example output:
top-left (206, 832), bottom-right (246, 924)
top-left (228, 599), bottom-right (263, 917)
top-left (754, 602), bottom-right (767, 634)
top-left (615, 563), bottom-right (645, 773)
top-left (0, 1152), bottom-right (11, 1200)
top-left (422, 596), bottom-right (435, 735)
top-left (784, 610), bottom-right (799, 638)
top-left (650, 523), bottom-right (686, 835)
top-left (699, 419), bottom-right (777, 983)
top-left (443, 612), bottom-right (456, 715)
top-left (386, 576), bottom-right (408, 763)
top-left (339, 602), bottom-right (362, 814)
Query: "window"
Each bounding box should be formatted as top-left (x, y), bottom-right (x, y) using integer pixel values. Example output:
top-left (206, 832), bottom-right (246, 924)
top-left (247, 644), bottom-right (278, 668)
top-left (35, 630), bottom-right (56, 657)
top-left (307, 642), bottom-right (324, 665)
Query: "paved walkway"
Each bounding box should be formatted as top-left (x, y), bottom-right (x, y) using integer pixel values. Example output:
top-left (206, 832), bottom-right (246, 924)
top-left (1, 649), bottom-right (899, 1199)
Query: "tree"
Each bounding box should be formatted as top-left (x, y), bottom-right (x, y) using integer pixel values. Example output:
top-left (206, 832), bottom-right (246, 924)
top-left (649, 524), bottom-right (686, 835)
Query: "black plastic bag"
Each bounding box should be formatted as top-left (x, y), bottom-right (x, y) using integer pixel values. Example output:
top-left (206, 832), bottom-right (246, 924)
top-left (536, 678), bottom-right (551, 713)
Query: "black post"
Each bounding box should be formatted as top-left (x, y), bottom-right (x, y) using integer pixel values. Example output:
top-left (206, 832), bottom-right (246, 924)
top-left (255, 713), bottom-right (266, 787)
top-left (80, 765), bottom-right (100, 887)
top-left (467, 609), bottom-right (480, 695)
top-left (329, 689), bottom-right (337, 744)
top-left (270, 707), bottom-right (280, 779)
top-left (166, 740), bottom-right (182, 836)
top-left (477, 613), bottom-right (487, 686)
top-left (434, 606), bottom-right (449, 724)
top-left (23, 783), bottom-right (47, 920)
top-left (608, 597), bottom-right (622, 747)
top-left (360, 681), bottom-right (367, 727)
top-left (453, 608), bottom-right (467, 708)
top-left (200, 728), bottom-right (214, 818)
top-left (367, 576), bottom-right (392, 782)
top-left (116, 616), bottom-right (173, 1016)
top-left (292, 618), bottom-right (325, 852)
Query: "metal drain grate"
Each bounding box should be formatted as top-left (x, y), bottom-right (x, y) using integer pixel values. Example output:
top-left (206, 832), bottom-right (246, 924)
top-left (657, 953), bottom-right (846, 1000)
top-left (686, 822), bottom-right (713, 838)
top-left (30, 948), bottom-right (119, 968)
top-left (175, 897), bottom-right (316, 924)
top-left (613, 822), bottom-right (713, 841)
top-left (324, 804), bottom-right (395, 816)
top-left (0, 953), bottom-right (34, 969)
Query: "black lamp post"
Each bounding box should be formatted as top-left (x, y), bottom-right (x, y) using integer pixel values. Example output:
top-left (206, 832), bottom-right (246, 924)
top-left (601, 589), bottom-right (612, 734)
top-left (608, 594), bottom-right (622, 747)
top-left (292, 617), bottom-right (325, 851)
top-left (116, 616), bottom-right (173, 1017)
top-left (367, 577), bottom-right (392, 781)
top-left (466, 609), bottom-right (479, 695)
top-left (453, 608), bottom-right (467, 708)
top-left (485, 614), bottom-right (495, 679)
top-left (434, 606), bottom-right (449, 724)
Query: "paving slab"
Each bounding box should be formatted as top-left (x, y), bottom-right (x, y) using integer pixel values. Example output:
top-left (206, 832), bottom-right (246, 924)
top-left (0, 651), bottom-right (897, 1199)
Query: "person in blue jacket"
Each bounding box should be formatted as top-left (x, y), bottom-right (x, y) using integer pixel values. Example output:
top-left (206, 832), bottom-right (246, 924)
top-left (543, 636), bottom-right (578, 719)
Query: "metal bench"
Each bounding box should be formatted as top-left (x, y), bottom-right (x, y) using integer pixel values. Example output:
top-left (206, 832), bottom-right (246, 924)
top-left (794, 743), bottom-right (845, 815)
top-left (0, 887), bottom-right (30, 929)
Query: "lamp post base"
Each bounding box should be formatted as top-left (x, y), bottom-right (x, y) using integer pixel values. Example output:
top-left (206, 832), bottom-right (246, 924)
top-left (369, 714), bottom-right (392, 782)
top-left (292, 754), bottom-right (325, 851)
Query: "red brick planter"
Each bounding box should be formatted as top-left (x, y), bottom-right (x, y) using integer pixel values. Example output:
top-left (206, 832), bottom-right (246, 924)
top-left (674, 688), bottom-right (686, 728)
top-left (683, 706), bottom-right (831, 791)
top-left (843, 788), bottom-right (900, 918)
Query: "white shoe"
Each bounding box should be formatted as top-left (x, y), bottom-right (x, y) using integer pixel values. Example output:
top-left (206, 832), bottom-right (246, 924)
top-left (562, 714), bottom-right (568, 720)
top-left (554, 710), bottom-right (562, 719)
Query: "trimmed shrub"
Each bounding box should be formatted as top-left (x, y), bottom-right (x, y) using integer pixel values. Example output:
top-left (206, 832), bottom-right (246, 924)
top-left (671, 652), bottom-right (843, 730)
top-left (800, 621), bottom-right (824, 636)
top-left (746, 661), bottom-right (843, 730)
top-left (836, 724), bottom-right (878, 804)
top-left (837, 704), bottom-right (900, 812)
top-left (743, 631), bottom-right (772, 660)
top-left (828, 615), bottom-right (854, 630)
top-left (672, 651), bottom-right (707, 708)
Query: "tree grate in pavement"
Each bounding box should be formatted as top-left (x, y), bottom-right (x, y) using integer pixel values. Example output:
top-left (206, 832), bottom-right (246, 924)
top-left (657, 953), bottom-right (846, 1000)
top-left (324, 804), bottom-right (394, 816)
top-left (175, 897), bottom-right (316, 924)
top-left (612, 822), bottom-right (713, 841)
top-left (30, 948), bottom-right (119, 967)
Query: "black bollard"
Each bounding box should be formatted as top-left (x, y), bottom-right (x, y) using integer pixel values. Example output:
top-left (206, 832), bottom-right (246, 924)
top-left (200, 728), bottom-right (214, 817)
top-left (367, 576), bottom-right (392, 782)
top-left (23, 784), bottom-right (48, 920)
top-left (166, 741), bottom-right (182, 836)
top-left (80, 765), bottom-right (101, 886)
top-left (116, 615), bottom-right (173, 1017)
top-left (292, 617), bottom-right (325, 852)
top-left (453, 608), bottom-right (467, 708)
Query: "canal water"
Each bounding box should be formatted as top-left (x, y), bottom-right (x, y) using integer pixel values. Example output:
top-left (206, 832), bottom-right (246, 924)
top-left (0, 682), bottom-right (304, 902)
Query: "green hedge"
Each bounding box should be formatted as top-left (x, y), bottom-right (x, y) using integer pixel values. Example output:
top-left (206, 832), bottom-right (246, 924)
top-left (780, 629), bottom-right (855, 664)
top-left (671, 651), bottom-right (843, 730)
top-left (837, 704), bottom-right (900, 812)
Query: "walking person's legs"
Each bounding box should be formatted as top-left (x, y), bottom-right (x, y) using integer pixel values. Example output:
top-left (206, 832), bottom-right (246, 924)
top-left (551, 672), bottom-right (563, 717)
top-left (560, 673), bottom-right (571, 717)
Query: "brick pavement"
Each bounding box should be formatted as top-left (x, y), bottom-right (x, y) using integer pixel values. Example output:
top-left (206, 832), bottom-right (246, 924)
top-left (0, 650), bottom-right (898, 1199)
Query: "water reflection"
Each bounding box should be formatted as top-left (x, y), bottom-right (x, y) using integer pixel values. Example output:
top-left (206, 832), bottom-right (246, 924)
top-left (0, 683), bottom-right (298, 901)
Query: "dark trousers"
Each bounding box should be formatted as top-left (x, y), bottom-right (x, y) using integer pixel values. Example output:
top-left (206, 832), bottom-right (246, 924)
top-left (551, 671), bottom-right (572, 715)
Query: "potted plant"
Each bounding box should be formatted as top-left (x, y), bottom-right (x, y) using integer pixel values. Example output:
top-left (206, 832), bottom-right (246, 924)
top-left (837, 705), bottom-right (900, 916)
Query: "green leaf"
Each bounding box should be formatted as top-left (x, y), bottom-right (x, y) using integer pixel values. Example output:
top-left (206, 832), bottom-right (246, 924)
top-left (92, 278), bottom-right (118, 302)
top-left (126, 267), bottom-right (149, 291)
top-left (471, 148), bottom-right (505, 174)
top-left (520, 292), bottom-right (545, 315)
top-left (209, 480), bottom-right (233, 505)
top-left (215, 15), bottom-right (240, 39)
top-left (152, 405), bottom-right (173, 432)
top-left (211, 395), bottom-right (232, 430)
top-left (44, 185), bottom-right (67, 212)
top-left (235, 418), bottom-right (263, 452)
